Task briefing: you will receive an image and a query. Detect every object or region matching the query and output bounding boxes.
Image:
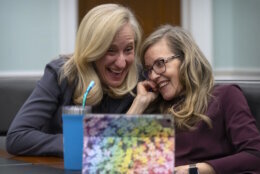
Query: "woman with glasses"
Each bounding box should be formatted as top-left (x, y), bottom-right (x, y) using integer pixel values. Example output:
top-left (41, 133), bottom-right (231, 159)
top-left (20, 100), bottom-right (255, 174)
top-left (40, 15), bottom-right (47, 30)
top-left (128, 25), bottom-right (260, 173)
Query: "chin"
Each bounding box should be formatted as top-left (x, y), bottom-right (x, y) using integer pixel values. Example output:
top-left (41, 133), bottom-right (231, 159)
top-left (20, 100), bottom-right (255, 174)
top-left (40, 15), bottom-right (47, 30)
top-left (107, 81), bottom-right (124, 88)
top-left (106, 75), bottom-right (126, 88)
top-left (162, 93), bottom-right (175, 101)
top-left (162, 96), bottom-right (173, 101)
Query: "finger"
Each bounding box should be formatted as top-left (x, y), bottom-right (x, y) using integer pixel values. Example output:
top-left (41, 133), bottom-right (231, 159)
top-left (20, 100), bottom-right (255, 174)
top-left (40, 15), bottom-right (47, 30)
top-left (138, 81), bottom-right (152, 92)
top-left (142, 80), bottom-right (158, 92)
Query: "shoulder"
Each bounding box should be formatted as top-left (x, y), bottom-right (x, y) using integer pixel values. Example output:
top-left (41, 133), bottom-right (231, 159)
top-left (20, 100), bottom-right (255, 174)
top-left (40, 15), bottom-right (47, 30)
top-left (39, 55), bottom-right (74, 102)
top-left (39, 55), bottom-right (72, 89)
top-left (212, 84), bottom-right (249, 113)
top-left (45, 54), bottom-right (70, 74)
top-left (209, 84), bottom-right (245, 113)
top-left (213, 84), bottom-right (243, 99)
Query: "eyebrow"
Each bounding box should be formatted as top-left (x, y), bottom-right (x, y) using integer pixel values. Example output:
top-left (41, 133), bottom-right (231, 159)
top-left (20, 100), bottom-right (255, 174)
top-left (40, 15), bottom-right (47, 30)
top-left (109, 41), bottom-right (134, 48)
top-left (126, 41), bottom-right (134, 46)
top-left (145, 57), bottom-right (163, 65)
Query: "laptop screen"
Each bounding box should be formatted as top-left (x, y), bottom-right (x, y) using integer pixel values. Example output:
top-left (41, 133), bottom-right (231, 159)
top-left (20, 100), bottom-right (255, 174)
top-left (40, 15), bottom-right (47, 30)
top-left (82, 114), bottom-right (175, 173)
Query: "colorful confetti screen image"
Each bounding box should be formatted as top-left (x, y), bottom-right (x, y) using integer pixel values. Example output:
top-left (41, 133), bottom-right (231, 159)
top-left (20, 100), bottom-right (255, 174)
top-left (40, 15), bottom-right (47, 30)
top-left (82, 114), bottom-right (175, 174)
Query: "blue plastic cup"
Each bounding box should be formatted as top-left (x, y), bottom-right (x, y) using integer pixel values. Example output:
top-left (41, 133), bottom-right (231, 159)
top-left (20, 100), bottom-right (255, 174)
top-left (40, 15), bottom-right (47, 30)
top-left (62, 106), bottom-right (91, 170)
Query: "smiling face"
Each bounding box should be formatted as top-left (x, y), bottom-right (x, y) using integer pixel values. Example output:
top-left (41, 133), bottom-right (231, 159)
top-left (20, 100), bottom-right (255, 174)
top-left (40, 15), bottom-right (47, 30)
top-left (144, 38), bottom-right (183, 101)
top-left (95, 23), bottom-right (135, 88)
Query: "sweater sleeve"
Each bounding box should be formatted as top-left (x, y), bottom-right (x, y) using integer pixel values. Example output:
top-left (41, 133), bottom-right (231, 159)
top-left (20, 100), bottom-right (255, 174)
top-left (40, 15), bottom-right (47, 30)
top-left (6, 58), bottom-right (65, 157)
top-left (206, 85), bottom-right (260, 173)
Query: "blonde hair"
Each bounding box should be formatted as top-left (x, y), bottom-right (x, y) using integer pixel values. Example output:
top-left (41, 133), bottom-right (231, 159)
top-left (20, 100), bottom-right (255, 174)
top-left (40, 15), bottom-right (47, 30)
top-left (60, 4), bottom-right (142, 105)
top-left (141, 25), bottom-right (214, 130)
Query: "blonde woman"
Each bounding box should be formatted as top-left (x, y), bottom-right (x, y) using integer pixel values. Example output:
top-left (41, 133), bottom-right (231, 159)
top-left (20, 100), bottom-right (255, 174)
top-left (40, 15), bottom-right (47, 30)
top-left (128, 25), bottom-right (260, 173)
top-left (7, 4), bottom-right (142, 157)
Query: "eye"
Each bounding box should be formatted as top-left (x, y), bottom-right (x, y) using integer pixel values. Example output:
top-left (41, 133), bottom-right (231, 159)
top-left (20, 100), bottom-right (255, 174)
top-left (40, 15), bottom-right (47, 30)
top-left (144, 66), bottom-right (152, 74)
top-left (125, 46), bottom-right (134, 53)
top-left (107, 47), bottom-right (117, 55)
top-left (154, 59), bottom-right (165, 68)
top-left (107, 48), bottom-right (116, 53)
top-left (147, 68), bottom-right (152, 74)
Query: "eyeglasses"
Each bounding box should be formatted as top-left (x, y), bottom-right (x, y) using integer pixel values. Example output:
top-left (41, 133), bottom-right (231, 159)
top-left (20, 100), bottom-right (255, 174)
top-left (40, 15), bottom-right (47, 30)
top-left (142, 55), bottom-right (180, 79)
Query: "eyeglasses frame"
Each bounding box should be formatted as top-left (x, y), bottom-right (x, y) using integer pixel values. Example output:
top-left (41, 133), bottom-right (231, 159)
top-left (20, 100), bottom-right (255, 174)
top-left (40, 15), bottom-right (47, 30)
top-left (143, 55), bottom-right (180, 79)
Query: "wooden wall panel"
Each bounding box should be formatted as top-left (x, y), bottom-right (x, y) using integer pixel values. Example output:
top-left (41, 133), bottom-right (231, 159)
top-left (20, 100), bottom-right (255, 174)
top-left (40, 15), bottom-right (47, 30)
top-left (78, 0), bottom-right (180, 37)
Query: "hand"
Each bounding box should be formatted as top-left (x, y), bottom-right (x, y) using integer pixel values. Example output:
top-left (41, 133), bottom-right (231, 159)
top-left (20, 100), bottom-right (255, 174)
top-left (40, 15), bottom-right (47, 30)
top-left (136, 80), bottom-right (158, 103)
top-left (127, 80), bottom-right (158, 114)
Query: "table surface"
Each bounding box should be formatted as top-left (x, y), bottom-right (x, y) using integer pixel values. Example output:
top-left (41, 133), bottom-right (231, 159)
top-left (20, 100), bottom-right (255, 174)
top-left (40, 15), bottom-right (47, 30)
top-left (0, 149), bottom-right (80, 174)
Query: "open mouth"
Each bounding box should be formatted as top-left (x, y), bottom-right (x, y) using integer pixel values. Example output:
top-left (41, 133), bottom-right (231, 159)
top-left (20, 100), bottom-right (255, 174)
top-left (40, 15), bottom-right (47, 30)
top-left (107, 68), bottom-right (124, 79)
top-left (158, 80), bottom-right (169, 89)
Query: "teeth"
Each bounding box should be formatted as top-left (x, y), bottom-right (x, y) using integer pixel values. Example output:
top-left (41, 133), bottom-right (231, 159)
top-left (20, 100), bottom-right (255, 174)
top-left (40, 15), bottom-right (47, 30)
top-left (109, 69), bottom-right (123, 74)
top-left (158, 81), bottom-right (168, 88)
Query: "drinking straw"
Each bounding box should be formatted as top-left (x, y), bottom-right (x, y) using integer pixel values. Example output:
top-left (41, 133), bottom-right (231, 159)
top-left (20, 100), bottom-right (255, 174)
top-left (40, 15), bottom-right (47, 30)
top-left (82, 80), bottom-right (95, 108)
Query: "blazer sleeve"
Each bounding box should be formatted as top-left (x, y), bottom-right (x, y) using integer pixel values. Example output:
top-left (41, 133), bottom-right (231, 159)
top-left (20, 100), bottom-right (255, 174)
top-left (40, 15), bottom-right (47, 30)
top-left (206, 85), bottom-right (260, 173)
top-left (6, 59), bottom-right (65, 157)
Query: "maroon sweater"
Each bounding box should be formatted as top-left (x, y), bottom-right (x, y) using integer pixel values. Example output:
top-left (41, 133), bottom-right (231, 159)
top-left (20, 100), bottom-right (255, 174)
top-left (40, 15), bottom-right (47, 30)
top-left (175, 85), bottom-right (260, 174)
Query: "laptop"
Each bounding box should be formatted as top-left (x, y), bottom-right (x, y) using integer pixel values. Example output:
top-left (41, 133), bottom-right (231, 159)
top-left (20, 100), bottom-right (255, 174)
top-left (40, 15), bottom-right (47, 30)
top-left (82, 114), bottom-right (175, 173)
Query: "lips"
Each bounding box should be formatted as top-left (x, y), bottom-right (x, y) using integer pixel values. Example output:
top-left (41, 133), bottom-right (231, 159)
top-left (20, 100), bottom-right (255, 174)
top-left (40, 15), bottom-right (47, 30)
top-left (158, 80), bottom-right (169, 89)
top-left (109, 68), bottom-right (123, 74)
top-left (107, 68), bottom-right (124, 80)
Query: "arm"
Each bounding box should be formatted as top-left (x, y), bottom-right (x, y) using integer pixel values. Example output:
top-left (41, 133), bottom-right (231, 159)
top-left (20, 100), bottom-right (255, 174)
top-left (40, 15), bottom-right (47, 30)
top-left (127, 80), bottom-right (158, 114)
top-left (6, 59), bottom-right (65, 157)
top-left (175, 163), bottom-right (215, 174)
top-left (206, 85), bottom-right (260, 173)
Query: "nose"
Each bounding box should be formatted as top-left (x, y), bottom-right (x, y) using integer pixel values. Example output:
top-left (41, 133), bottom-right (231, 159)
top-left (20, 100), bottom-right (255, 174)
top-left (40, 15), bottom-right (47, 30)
top-left (114, 53), bottom-right (126, 69)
